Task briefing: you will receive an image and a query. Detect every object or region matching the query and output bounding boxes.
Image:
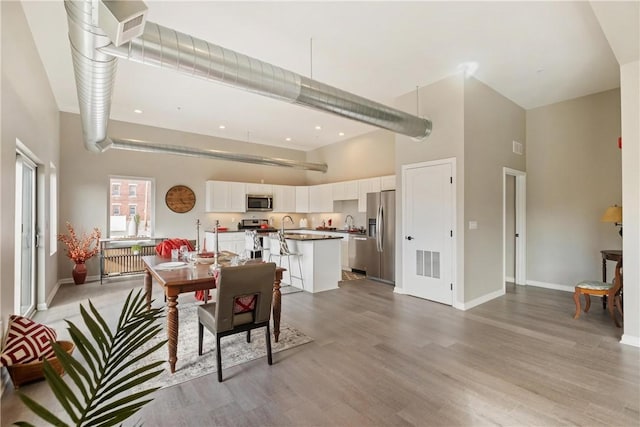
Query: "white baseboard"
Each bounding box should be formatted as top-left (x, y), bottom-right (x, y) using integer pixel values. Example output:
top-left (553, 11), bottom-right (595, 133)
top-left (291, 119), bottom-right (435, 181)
top-left (393, 286), bottom-right (406, 295)
top-left (37, 280), bottom-right (63, 310)
top-left (526, 280), bottom-right (574, 293)
top-left (620, 334), bottom-right (640, 348)
top-left (505, 275), bottom-right (515, 283)
top-left (459, 288), bottom-right (505, 311)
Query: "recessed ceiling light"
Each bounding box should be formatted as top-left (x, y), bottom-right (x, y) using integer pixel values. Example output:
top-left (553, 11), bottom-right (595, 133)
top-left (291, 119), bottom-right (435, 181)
top-left (285, 137), bottom-right (292, 141)
top-left (338, 132), bottom-right (345, 136)
top-left (315, 125), bottom-right (322, 130)
top-left (457, 61), bottom-right (479, 78)
top-left (219, 125), bottom-right (226, 129)
top-left (133, 109), bottom-right (143, 114)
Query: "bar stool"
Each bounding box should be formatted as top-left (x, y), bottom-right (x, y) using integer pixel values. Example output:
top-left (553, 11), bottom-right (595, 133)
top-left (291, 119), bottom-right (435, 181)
top-left (268, 235), bottom-right (304, 290)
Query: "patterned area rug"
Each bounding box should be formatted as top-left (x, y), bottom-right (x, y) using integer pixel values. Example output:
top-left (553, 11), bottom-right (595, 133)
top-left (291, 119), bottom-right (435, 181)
top-left (130, 303), bottom-right (312, 391)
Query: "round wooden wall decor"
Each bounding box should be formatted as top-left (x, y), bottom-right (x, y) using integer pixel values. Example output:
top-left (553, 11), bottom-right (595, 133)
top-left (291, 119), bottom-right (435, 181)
top-left (165, 185), bottom-right (196, 213)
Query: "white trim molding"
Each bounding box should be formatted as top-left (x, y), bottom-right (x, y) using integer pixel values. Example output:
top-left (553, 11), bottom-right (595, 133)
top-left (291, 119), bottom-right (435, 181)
top-left (527, 280), bottom-right (573, 293)
top-left (458, 289), bottom-right (505, 311)
top-left (620, 334), bottom-right (640, 348)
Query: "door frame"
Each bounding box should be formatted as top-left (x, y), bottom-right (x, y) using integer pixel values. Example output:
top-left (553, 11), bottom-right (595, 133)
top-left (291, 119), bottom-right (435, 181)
top-left (14, 150), bottom-right (38, 316)
top-left (503, 167), bottom-right (526, 291)
top-left (401, 157), bottom-right (457, 306)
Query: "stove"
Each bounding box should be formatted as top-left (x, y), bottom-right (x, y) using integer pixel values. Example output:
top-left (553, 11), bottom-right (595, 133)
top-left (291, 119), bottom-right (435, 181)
top-left (238, 218), bottom-right (278, 232)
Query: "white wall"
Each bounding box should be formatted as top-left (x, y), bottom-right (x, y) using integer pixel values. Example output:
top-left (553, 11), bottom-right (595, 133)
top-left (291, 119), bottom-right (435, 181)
top-left (620, 60), bottom-right (639, 346)
top-left (463, 78), bottom-right (526, 302)
top-left (526, 90), bottom-right (622, 289)
top-left (1, 1), bottom-right (60, 323)
top-left (394, 75), bottom-right (465, 304)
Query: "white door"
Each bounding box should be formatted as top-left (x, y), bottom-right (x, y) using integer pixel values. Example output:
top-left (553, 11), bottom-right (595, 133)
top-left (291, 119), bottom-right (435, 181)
top-left (15, 152), bottom-right (37, 316)
top-left (402, 159), bottom-right (455, 305)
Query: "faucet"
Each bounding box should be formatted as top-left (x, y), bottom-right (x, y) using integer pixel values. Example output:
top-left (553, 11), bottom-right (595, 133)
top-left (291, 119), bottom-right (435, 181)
top-left (345, 214), bottom-right (355, 229)
top-left (281, 215), bottom-right (294, 233)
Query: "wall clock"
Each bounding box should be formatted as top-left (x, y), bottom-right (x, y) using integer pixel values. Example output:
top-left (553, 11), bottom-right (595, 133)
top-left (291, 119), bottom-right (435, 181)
top-left (165, 185), bottom-right (196, 213)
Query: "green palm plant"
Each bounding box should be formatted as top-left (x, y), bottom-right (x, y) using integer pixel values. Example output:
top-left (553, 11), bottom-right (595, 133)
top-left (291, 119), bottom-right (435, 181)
top-left (15, 289), bottom-right (166, 426)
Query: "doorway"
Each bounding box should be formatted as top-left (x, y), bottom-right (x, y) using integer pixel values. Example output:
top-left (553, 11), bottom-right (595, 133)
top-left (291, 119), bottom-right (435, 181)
top-left (402, 158), bottom-right (456, 305)
top-left (15, 151), bottom-right (38, 316)
top-left (503, 168), bottom-right (526, 291)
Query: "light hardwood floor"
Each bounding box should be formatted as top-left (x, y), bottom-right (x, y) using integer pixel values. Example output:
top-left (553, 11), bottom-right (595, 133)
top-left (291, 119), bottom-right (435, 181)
top-left (2, 277), bottom-right (638, 426)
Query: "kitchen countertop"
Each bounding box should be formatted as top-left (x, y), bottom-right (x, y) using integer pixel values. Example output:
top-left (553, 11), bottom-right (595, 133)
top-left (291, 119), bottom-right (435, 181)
top-left (284, 233), bottom-right (343, 241)
top-left (205, 228), bottom-right (366, 235)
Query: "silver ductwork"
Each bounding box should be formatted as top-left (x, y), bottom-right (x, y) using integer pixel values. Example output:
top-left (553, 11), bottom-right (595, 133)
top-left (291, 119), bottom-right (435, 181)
top-left (100, 21), bottom-right (433, 140)
top-left (65, 0), bottom-right (117, 153)
top-left (102, 138), bottom-right (328, 172)
top-left (65, 0), bottom-right (429, 172)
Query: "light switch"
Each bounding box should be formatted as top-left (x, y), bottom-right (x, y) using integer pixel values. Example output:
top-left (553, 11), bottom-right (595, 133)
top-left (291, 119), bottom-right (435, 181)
top-left (468, 221), bottom-right (478, 230)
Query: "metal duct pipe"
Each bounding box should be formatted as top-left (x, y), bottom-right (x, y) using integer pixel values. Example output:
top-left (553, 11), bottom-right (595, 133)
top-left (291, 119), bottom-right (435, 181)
top-left (65, 0), bottom-right (118, 152)
top-left (100, 21), bottom-right (432, 140)
top-left (102, 138), bottom-right (328, 172)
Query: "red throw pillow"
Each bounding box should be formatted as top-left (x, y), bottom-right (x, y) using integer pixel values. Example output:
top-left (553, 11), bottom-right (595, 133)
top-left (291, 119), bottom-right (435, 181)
top-left (0, 315), bottom-right (57, 367)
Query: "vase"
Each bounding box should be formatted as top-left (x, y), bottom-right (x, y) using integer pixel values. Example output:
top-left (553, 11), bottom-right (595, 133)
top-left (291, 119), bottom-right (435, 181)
top-left (72, 262), bottom-right (87, 285)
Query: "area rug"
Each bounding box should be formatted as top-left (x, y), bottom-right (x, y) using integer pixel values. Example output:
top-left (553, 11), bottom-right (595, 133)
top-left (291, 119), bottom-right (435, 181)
top-left (129, 303), bottom-right (312, 392)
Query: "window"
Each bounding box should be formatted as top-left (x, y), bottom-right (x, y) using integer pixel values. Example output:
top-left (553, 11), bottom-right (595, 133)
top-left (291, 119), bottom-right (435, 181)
top-left (108, 177), bottom-right (154, 238)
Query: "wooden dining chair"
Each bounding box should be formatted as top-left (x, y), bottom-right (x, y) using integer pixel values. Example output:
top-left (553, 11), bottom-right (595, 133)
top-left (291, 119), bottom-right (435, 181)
top-left (197, 262), bottom-right (277, 382)
top-left (573, 259), bottom-right (623, 327)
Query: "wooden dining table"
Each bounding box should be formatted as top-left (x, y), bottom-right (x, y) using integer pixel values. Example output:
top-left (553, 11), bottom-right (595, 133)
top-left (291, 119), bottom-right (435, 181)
top-left (142, 253), bottom-right (285, 373)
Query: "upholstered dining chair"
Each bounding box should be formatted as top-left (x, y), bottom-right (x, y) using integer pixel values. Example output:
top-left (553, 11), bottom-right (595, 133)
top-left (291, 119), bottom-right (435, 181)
top-left (573, 260), bottom-right (623, 327)
top-left (197, 262), bottom-right (277, 382)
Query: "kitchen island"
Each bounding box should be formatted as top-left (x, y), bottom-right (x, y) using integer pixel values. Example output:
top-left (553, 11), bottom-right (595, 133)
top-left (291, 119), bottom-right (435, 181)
top-left (281, 233), bottom-right (343, 293)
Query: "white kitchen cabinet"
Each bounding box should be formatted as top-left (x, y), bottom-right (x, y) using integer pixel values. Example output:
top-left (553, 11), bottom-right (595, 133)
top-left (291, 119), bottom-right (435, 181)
top-left (272, 185), bottom-right (296, 212)
top-left (357, 177), bottom-right (381, 212)
top-left (205, 181), bottom-right (246, 212)
top-left (380, 175), bottom-right (396, 191)
top-left (295, 186), bottom-right (309, 213)
top-left (309, 184), bottom-right (334, 213)
top-left (205, 231), bottom-right (245, 254)
top-left (246, 183), bottom-right (273, 195)
top-left (332, 180), bottom-right (359, 201)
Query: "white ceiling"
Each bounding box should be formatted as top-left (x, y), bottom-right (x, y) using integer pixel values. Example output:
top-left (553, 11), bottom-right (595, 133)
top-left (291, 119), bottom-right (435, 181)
top-left (22, 1), bottom-right (623, 151)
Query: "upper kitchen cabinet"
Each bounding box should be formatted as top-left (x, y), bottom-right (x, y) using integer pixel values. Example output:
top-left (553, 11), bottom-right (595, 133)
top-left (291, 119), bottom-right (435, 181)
top-left (309, 184), bottom-right (334, 212)
top-left (246, 183), bottom-right (273, 195)
top-left (295, 186), bottom-right (309, 213)
top-left (332, 180), bottom-right (359, 201)
top-left (272, 185), bottom-right (296, 212)
top-left (380, 175), bottom-right (396, 191)
top-left (357, 177), bottom-right (381, 212)
top-left (205, 180), bottom-right (246, 212)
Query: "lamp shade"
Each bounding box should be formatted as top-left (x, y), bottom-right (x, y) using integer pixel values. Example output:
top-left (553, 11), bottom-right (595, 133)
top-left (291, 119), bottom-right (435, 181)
top-left (601, 205), bottom-right (622, 223)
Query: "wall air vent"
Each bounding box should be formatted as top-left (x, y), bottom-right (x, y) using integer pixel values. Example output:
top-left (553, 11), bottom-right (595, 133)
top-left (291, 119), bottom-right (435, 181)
top-left (416, 250), bottom-right (440, 278)
top-left (512, 140), bottom-right (524, 155)
top-left (98, 0), bottom-right (148, 46)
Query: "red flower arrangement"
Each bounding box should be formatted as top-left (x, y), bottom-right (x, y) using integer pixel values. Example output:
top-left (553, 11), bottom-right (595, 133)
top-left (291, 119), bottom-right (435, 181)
top-left (58, 222), bottom-right (102, 263)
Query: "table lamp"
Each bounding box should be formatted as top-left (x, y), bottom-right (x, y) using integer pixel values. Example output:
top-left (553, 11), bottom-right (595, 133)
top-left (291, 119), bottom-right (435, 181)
top-left (601, 205), bottom-right (622, 236)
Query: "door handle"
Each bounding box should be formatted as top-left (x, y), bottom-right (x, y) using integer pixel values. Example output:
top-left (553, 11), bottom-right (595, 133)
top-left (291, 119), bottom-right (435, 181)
top-left (406, 236), bottom-right (414, 240)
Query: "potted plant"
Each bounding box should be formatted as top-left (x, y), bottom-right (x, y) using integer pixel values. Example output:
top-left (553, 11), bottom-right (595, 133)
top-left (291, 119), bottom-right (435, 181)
top-left (58, 222), bottom-right (101, 285)
top-left (15, 289), bottom-right (166, 426)
top-left (131, 244), bottom-right (142, 255)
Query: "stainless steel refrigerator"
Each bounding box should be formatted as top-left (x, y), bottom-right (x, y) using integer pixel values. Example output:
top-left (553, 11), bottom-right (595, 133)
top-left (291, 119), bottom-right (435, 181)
top-left (364, 190), bottom-right (395, 283)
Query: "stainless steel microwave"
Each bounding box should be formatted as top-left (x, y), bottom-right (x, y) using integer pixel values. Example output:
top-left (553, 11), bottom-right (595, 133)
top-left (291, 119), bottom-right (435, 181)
top-left (246, 194), bottom-right (273, 211)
